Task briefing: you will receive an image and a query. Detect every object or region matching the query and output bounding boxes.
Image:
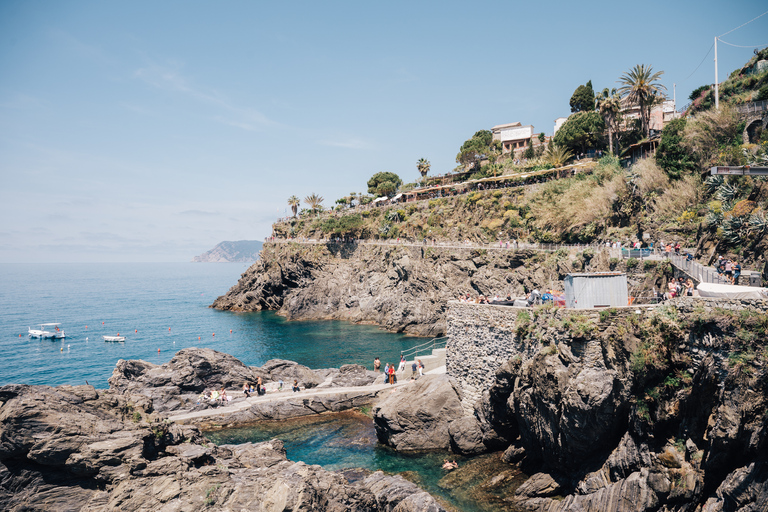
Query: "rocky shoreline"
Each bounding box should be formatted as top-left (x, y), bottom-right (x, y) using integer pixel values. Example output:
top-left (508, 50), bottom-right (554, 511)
top-left (0, 348), bottom-right (449, 511)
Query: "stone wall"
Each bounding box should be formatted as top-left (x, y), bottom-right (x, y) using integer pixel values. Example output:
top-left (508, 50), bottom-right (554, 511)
top-left (446, 297), bottom-right (768, 414)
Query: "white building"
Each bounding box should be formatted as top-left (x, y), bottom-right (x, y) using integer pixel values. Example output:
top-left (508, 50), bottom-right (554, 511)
top-left (554, 116), bottom-right (569, 135)
top-left (492, 122), bottom-right (534, 154)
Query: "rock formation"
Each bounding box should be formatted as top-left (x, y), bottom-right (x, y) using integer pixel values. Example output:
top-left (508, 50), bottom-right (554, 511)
top-left (108, 348), bottom-right (354, 413)
top-left (192, 240), bottom-right (263, 262)
top-left (447, 299), bottom-right (768, 511)
top-left (211, 242), bottom-right (648, 336)
top-left (0, 373), bottom-right (446, 511)
top-left (372, 374), bottom-right (463, 451)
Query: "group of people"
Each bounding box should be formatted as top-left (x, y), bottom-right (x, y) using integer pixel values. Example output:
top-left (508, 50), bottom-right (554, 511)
top-left (666, 277), bottom-right (695, 298)
top-left (458, 293), bottom-right (513, 304)
top-left (197, 387), bottom-right (232, 405)
top-left (717, 256), bottom-right (742, 285)
top-left (374, 356), bottom-right (424, 384)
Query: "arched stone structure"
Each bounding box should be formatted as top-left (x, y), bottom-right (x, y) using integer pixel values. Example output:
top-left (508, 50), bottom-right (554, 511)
top-left (743, 113), bottom-right (768, 144)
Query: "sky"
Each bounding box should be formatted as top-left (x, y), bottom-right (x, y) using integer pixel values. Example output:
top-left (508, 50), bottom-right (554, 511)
top-left (1, 1), bottom-right (767, 262)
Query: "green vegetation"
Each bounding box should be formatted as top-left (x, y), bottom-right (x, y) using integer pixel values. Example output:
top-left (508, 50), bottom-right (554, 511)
top-left (456, 130), bottom-right (500, 171)
top-left (367, 172), bottom-right (402, 197)
top-left (132, 411), bottom-right (142, 423)
top-left (569, 80), bottom-right (595, 113)
top-left (553, 111), bottom-right (605, 155)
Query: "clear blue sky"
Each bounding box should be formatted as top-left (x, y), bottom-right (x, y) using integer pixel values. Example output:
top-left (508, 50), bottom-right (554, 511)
top-left (1, 0), bottom-right (766, 262)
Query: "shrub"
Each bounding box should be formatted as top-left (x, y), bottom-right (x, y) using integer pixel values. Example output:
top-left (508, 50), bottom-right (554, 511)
top-left (626, 257), bottom-right (639, 269)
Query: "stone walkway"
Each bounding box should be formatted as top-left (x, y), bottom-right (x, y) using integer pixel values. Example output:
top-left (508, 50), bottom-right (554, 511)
top-left (167, 380), bottom-right (413, 424)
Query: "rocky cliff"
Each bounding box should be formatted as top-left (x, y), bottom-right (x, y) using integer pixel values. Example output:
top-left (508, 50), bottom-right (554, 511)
top-left (373, 299), bottom-right (768, 511)
top-left (212, 241), bottom-right (655, 336)
top-left (192, 240), bottom-right (263, 262)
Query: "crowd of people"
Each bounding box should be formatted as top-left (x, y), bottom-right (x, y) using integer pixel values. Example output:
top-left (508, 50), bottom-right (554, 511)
top-left (197, 377), bottom-right (304, 406)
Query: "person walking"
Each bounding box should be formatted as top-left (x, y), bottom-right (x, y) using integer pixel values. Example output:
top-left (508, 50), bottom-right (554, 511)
top-left (418, 360), bottom-right (424, 376)
top-left (387, 364), bottom-right (395, 385)
top-left (732, 260), bottom-right (741, 285)
top-left (411, 360), bottom-right (418, 379)
top-left (398, 355), bottom-right (406, 372)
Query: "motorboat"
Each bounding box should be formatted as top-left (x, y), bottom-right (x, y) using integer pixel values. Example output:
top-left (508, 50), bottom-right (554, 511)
top-left (103, 335), bottom-right (126, 342)
top-left (28, 323), bottom-right (66, 339)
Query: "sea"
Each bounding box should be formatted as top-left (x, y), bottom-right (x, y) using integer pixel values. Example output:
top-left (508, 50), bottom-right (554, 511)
top-left (0, 262), bottom-right (523, 511)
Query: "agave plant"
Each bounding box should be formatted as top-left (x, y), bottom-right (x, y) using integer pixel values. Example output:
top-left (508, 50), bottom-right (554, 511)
top-left (386, 210), bottom-right (401, 223)
top-left (705, 210), bottom-right (723, 229)
top-left (704, 175), bottom-right (724, 193)
top-left (749, 211), bottom-right (767, 234)
top-left (716, 182), bottom-right (738, 203)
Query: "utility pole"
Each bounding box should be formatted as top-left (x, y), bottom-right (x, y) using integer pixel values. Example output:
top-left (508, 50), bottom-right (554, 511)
top-left (714, 36), bottom-right (719, 110)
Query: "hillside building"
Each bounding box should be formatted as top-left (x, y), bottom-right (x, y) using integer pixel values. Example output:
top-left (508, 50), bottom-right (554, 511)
top-left (491, 122), bottom-right (534, 154)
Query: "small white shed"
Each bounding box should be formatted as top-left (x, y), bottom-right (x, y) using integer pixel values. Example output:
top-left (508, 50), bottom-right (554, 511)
top-left (564, 272), bottom-right (628, 309)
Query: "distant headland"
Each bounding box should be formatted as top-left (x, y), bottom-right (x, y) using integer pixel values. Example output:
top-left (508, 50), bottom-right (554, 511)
top-left (192, 240), bottom-right (263, 262)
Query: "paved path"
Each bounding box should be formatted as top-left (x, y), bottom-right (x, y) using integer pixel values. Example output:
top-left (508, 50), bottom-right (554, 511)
top-left (167, 380), bottom-right (414, 424)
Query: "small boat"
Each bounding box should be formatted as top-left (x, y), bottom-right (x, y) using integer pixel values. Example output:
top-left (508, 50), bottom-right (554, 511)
top-left (29, 323), bottom-right (66, 339)
top-left (103, 335), bottom-right (126, 342)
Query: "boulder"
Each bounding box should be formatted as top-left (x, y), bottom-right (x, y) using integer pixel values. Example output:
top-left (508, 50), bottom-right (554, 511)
top-left (372, 375), bottom-right (463, 451)
top-left (448, 416), bottom-right (486, 455)
top-left (261, 359), bottom-right (323, 388)
top-left (330, 364), bottom-right (379, 387)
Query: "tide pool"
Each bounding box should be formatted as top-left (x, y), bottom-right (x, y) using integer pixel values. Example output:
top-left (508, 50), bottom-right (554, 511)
top-left (207, 411), bottom-right (527, 512)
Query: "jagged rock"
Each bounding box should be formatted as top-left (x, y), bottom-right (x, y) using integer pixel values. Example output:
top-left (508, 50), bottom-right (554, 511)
top-left (211, 243), bottom-right (627, 336)
top-left (514, 472), bottom-right (561, 498)
top-left (372, 375), bottom-right (463, 451)
top-left (448, 416), bottom-right (486, 455)
top-left (108, 349), bottom-right (333, 412)
top-left (701, 462), bottom-right (768, 511)
top-left (330, 364), bottom-right (379, 387)
top-left (0, 383), bottom-right (446, 511)
top-left (363, 471), bottom-right (447, 512)
top-left (261, 358), bottom-right (323, 388)
top-left (501, 445), bottom-right (526, 464)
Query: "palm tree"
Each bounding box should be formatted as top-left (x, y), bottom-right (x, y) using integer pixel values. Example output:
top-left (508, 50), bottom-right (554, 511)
top-left (487, 163), bottom-right (503, 177)
top-left (417, 158), bottom-right (431, 185)
top-left (544, 144), bottom-right (573, 168)
top-left (597, 88), bottom-right (622, 155)
top-left (287, 195), bottom-right (300, 217)
top-left (617, 64), bottom-right (667, 138)
top-left (304, 193), bottom-right (324, 213)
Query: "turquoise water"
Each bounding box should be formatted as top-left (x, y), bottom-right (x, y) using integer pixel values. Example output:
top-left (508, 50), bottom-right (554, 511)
top-left (0, 262), bottom-right (525, 511)
top-left (0, 263), bottom-right (422, 388)
top-left (207, 412), bottom-right (526, 512)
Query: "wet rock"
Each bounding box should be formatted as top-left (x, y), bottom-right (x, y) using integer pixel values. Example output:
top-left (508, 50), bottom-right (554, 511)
top-left (514, 472), bottom-right (561, 498)
top-left (501, 444), bottom-right (526, 464)
top-left (372, 375), bottom-right (463, 451)
top-left (448, 416), bottom-right (486, 455)
top-left (363, 471), bottom-right (447, 512)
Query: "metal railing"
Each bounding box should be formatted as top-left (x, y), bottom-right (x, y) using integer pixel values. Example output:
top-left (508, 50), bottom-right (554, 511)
top-left (400, 336), bottom-right (448, 360)
top-left (735, 100), bottom-right (768, 116)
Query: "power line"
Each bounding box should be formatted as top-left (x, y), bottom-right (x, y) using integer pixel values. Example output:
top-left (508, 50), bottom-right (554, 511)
top-left (717, 38), bottom-right (768, 49)
top-left (679, 43), bottom-right (714, 83)
top-left (719, 9), bottom-right (768, 38)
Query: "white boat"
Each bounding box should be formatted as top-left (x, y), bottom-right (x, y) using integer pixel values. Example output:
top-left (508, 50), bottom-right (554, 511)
top-left (28, 323), bottom-right (66, 339)
top-left (103, 335), bottom-right (126, 342)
